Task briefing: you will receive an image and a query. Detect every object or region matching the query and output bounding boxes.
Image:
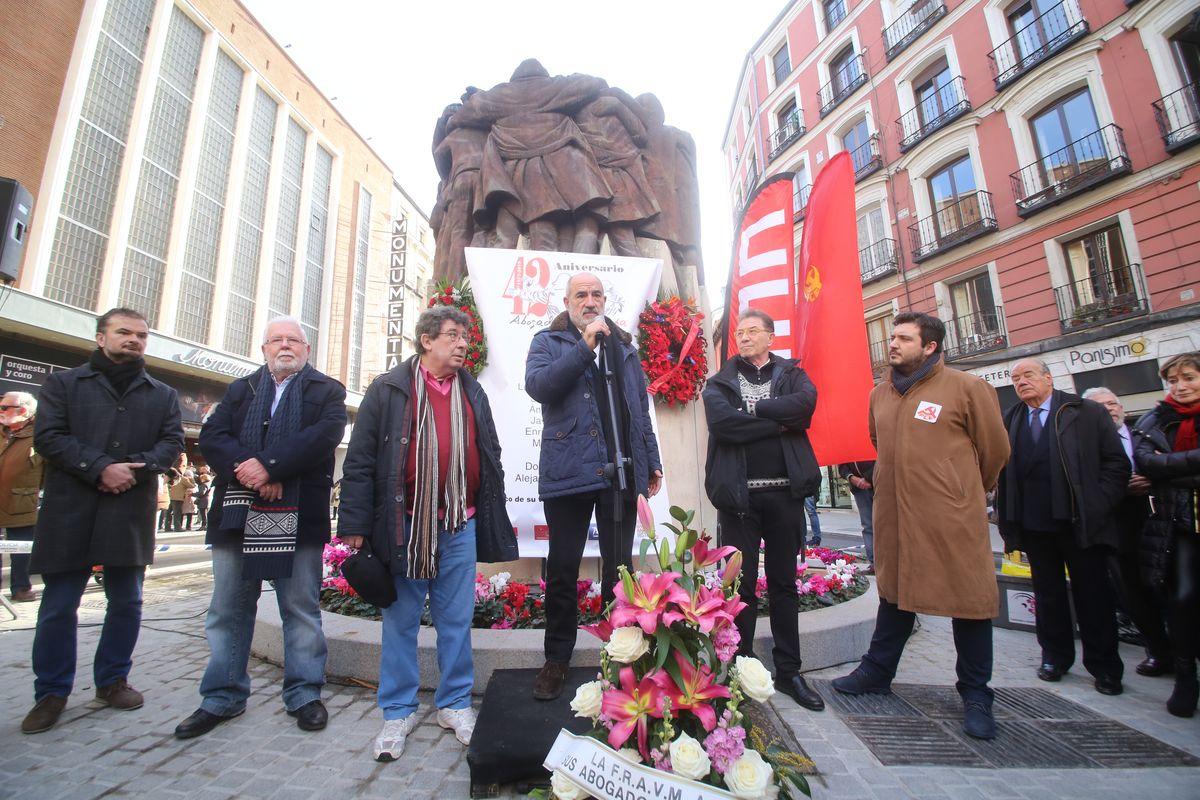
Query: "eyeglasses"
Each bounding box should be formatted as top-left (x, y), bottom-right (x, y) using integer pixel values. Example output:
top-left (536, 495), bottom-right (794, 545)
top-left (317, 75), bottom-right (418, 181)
top-left (0, 405), bottom-right (22, 411)
top-left (436, 329), bottom-right (465, 342)
top-left (734, 327), bottom-right (769, 337)
top-left (265, 336), bottom-right (306, 347)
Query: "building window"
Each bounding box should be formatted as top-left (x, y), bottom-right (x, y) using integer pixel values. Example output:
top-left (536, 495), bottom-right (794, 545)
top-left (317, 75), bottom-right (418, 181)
top-left (944, 271), bottom-right (1006, 359)
top-left (866, 313), bottom-right (891, 368)
top-left (1056, 224), bottom-right (1148, 330)
top-left (1172, 23), bottom-right (1200, 84)
top-left (745, 152), bottom-right (758, 188)
top-left (225, 87), bottom-right (277, 357)
top-left (1030, 88), bottom-right (1100, 177)
top-left (772, 42), bottom-right (791, 85)
top-left (120, 6), bottom-right (205, 327)
top-left (824, 0), bottom-right (848, 32)
top-left (830, 46), bottom-right (861, 98)
top-left (928, 155), bottom-right (979, 238)
top-left (857, 205), bottom-right (896, 282)
top-left (990, 0), bottom-right (1088, 88)
top-left (177, 51), bottom-right (244, 344)
top-left (349, 186), bottom-right (372, 391)
top-left (914, 60), bottom-right (954, 129)
top-left (300, 146), bottom-right (334, 353)
top-left (45, 0), bottom-right (156, 310)
top-left (777, 99), bottom-right (797, 133)
top-left (842, 117), bottom-right (880, 180)
top-left (793, 163), bottom-right (811, 215)
top-left (1153, 18), bottom-right (1200, 151)
top-left (268, 119), bottom-right (307, 320)
top-left (769, 99), bottom-right (804, 161)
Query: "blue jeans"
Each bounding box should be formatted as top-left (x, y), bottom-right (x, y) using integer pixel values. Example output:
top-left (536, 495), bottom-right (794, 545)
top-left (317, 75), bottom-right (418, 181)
top-left (32, 566), bottom-right (145, 700)
top-left (379, 519), bottom-right (476, 720)
top-left (805, 497), bottom-right (822, 543)
top-left (199, 544), bottom-right (326, 715)
top-left (851, 486), bottom-right (874, 562)
top-left (2, 525), bottom-right (34, 591)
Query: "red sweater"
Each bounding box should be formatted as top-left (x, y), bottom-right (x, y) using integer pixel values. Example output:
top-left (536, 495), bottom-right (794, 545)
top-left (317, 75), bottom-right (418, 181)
top-left (404, 370), bottom-right (481, 520)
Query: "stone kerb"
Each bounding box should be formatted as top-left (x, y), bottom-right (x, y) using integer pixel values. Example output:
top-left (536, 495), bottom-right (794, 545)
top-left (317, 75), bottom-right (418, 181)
top-left (250, 579), bottom-right (877, 690)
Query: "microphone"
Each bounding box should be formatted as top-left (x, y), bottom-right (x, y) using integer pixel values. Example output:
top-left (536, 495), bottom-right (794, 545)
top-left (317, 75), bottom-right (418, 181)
top-left (594, 330), bottom-right (606, 343)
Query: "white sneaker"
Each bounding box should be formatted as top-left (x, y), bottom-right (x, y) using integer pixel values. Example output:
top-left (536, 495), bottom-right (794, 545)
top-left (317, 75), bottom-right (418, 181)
top-left (374, 715), bottom-right (417, 762)
top-left (436, 706), bottom-right (476, 746)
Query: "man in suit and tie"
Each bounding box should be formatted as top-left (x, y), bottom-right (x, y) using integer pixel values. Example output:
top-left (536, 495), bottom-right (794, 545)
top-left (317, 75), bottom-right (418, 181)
top-left (1082, 387), bottom-right (1170, 677)
top-left (996, 360), bottom-right (1130, 694)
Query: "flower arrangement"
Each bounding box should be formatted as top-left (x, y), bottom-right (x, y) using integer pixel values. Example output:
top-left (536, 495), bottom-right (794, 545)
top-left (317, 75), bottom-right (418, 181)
top-left (555, 498), bottom-right (811, 799)
top-left (755, 549), bottom-right (868, 615)
top-left (637, 296), bottom-right (707, 407)
top-left (473, 572), bottom-right (605, 630)
top-left (427, 278), bottom-right (487, 376)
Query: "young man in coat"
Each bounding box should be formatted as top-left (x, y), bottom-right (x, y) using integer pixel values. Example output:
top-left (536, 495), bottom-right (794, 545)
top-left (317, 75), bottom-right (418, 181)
top-left (174, 318), bottom-right (346, 739)
top-left (703, 309), bottom-right (825, 711)
top-left (526, 272), bottom-right (663, 701)
top-left (338, 305), bottom-right (517, 761)
top-left (996, 360), bottom-right (1130, 694)
top-left (1, 391), bottom-right (43, 603)
top-left (832, 312), bottom-right (1009, 740)
top-left (22, 308), bottom-right (184, 734)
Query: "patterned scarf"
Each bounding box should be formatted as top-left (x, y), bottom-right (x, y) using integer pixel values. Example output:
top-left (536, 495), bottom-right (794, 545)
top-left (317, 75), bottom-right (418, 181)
top-left (220, 363), bottom-right (310, 580)
top-left (406, 361), bottom-right (468, 579)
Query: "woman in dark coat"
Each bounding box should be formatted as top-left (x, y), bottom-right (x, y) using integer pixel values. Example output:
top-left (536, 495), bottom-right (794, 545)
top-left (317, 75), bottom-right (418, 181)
top-left (1133, 351), bottom-right (1200, 717)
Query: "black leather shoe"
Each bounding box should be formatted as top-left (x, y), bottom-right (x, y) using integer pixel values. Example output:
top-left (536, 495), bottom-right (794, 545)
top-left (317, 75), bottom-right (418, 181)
top-left (288, 700), bottom-right (328, 731)
top-left (533, 660), bottom-right (570, 701)
top-left (1135, 656), bottom-right (1173, 677)
top-left (831, 666), bottom-right (891, 695)
top-left (174, 708), bottom-right (241, 740)
top-left (1094, 675), bottom-right (1123, 696)
top-left (774, 675), bottom-right (825, 711)
top-left (1036, 663), bottom-right (1068, 682)
top-left (962, 701), bottom-right (996, 740)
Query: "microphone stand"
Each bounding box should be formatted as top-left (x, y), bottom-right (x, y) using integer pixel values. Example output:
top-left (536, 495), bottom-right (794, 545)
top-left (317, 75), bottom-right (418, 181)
top-left (597, 330), bottom-right (631, 522)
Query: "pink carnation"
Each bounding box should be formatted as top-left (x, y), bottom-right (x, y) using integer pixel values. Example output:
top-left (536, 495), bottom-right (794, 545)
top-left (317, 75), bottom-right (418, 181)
top-left (713, 623), bottom-right (741, 663)
top-left (703, 723), bottom-right (746, 774)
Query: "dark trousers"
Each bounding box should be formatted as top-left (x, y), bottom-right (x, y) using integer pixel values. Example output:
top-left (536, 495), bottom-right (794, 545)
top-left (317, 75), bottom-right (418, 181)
top-left (196, 504), bottom-right (208, 529)
top-left (2, 525), bottom-right (35, 591)
top-left (543, 491), bottom-right (635, 662)
top-left (1169, 531), bottom-right (1200, 663)
top-left (169, 500), bottom-right (185, 531)
top-left (861, 599), bottom-right (994, 704)
top-left (1023, 527), bottom-right (1123, 679)
top-left (719, 490), bottom-right (805, 679)
top-left (31, 566), bottom-right (145, 700)
top-left (158, 508), bottom-right (170, 530)
top-left (1112, 552), bottom-right (1170, 661)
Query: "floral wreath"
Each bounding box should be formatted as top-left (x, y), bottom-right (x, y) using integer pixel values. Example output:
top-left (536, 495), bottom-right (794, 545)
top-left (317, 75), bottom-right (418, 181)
top-left (427, 278), bottom-right (487, 377)
top-left (637, 296), bottom-right (707, 407)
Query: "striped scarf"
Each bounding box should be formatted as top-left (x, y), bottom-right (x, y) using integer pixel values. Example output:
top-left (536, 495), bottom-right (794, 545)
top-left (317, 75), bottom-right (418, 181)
top-left (407, 361), bottom-right (468, 579)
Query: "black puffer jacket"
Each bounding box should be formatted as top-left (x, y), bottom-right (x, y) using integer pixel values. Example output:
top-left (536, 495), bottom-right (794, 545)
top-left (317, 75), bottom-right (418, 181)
top-left (1133, 402), bottom-right (1200, 586)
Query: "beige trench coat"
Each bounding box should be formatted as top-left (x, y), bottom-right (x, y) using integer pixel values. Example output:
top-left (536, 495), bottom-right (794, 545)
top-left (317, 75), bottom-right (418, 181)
top-left (870, 358), bottom-right (1010, 619)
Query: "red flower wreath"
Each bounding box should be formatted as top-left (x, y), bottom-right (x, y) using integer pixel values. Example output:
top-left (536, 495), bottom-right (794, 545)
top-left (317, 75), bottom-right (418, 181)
top-left (427, 278), bottom-right (487, 377)
top-left (637, 296), bottom-right (707, 407)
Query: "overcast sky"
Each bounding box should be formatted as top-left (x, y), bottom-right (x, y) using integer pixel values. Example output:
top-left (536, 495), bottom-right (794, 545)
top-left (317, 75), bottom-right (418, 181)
top-left (242, 0), bottom-right (785, 307)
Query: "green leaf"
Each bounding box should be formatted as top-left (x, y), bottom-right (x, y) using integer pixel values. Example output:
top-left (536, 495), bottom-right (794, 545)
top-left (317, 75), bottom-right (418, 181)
top-left (684, 510), bottom-right (695, 526)
top-left (663, 653), bottom-right (685, 689)
top-left (670, 506), bottom-right (688, 522)
top-left (654, 628), bottom-right (672, 669)
top-left (663, 523), bottom-right (684, 537)
top-left (679, 572), bottom-right (694, 593)
top-left (639, 537), bottom-right (653, 568)
top-left (620, 569), bottom-right (637, 604)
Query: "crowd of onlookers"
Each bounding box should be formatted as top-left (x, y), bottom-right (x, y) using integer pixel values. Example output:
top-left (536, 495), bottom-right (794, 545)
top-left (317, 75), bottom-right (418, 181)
top-left (155, 457), bottom-right (212, 532)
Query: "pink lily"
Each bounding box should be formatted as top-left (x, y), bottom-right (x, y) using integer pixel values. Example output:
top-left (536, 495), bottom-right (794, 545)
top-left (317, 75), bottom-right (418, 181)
top-left (601, 666), bottom-right (666, 758)
top-left (611, 571), bottom-right (687, 634)
top-left (637, 494), bottom-right (656, 540)
top-left (719, 593), bottom-right (749, 625)
top-left (650, 651), bottom-right (731, 731)
top-left (721, 550), bottom-right (744, 589)
top-left (690, 533), bottom-right (738, 570)
top-left (662, 584), bottom-right (736, 634)
top-left (581, 618), bottom-right (614, 642)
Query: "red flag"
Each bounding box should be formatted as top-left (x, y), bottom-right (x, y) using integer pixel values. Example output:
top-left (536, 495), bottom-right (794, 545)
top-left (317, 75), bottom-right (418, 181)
top-left (796, 152), bottom-right (876, 465)
top-left (725, 174), bottom-right (796, 360)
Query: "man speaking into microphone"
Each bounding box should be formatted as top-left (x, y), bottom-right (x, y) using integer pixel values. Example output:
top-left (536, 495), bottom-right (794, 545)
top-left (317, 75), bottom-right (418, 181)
top-left (525, 272), bottom-right (663, 701)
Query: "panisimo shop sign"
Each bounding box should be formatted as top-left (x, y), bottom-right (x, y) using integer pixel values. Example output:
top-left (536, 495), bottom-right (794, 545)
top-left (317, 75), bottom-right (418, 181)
top-left (1065, 336), bottom-right (1152, 372)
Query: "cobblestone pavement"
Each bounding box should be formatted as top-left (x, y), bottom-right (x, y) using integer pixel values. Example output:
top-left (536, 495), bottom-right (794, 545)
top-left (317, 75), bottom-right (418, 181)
top-left (2, 529), bottom-right (1199, 799)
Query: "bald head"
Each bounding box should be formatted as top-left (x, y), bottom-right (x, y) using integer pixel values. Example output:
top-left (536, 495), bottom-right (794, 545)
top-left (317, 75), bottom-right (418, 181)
top-left (565, 272), bottom-right (606, 330)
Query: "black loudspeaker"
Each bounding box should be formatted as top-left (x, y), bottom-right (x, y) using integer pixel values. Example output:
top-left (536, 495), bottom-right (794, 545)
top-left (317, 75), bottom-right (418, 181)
top-left (0, 178), bottom-right (34, 284)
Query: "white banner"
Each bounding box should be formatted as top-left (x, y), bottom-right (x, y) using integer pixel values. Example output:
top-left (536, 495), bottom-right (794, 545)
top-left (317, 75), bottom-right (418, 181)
top-left (465, 247), bottom-right (669, 558)
top-left (545, 730), bottom-right (736, 800)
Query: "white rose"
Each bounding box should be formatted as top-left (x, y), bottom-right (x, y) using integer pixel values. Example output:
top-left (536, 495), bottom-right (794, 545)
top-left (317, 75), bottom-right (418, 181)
top-left (735, 656), bottom-right (775, 703)
top-left (668, 731), bottom-right (711, 781)
top-left (724, 748), bottom-right (777, 800)
top-left (606, 626), bottom-right (650, 663)
top-left (617, 747), bottom-right (641, 763)
top-left (570, 680), bottom-right (604, 720)
top-left (550, 769), bottom-right (587, 800)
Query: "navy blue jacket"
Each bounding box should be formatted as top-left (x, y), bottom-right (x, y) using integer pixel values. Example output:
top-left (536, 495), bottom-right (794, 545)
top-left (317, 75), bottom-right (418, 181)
top-left (525, 313), bottom-right (662, 500)
top-left (199, 367), bottom-right (347, 547)
top-left (336, 357), bottom-right (517, 573)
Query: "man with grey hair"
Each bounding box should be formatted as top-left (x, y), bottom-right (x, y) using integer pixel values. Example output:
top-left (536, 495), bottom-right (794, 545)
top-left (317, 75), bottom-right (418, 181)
top-left (996, 360), bottom-right (1130, 694)
top-left (175, 317), bottom-right (347, 739)
top-left (1, 391), bottom-right (42, 603)
top-left (339, 305), bottom-right (516, 761)
top-left (1082, 387), bottom-right (1169, 676)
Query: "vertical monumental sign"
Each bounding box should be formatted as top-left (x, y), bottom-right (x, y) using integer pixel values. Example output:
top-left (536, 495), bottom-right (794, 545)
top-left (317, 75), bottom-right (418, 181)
top-left (387, 215), bottom-right (408, 370)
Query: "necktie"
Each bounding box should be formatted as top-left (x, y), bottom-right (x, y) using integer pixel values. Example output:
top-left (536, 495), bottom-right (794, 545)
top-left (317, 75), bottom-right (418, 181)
top-left (1030, 408), bottom-right (1043, 443)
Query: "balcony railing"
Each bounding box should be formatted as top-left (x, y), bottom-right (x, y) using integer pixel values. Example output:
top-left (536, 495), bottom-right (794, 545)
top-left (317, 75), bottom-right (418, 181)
top-left (769, 111), bottom-right (806, 162)
top-left (1054, 263), bottom-right (1148, 332)
top-left (1010, 124), bottom-right (1131, 217)
top-left (849, 135), bottom-right (883, 182)
top-left (868, 338), bottom-right (889, 368)
top-left (909, 190), bottom-right (998, 262)
top-left (944, 307), bottom-right (1008, 361)
top-left (987, 0), bottom-right (1088, 90)
top-left (794, 183), bottom-right (812, 218)
top-left (897, 76), bottom-right (971, 152)
top-left (1152, 81), bottom-right (1200, 153)
top-left (859, 238), bottom-right (898, 283)
top-left (819, 54), bottom-right (868, 117)
top-left (884, 0), bottom-right (947, 61)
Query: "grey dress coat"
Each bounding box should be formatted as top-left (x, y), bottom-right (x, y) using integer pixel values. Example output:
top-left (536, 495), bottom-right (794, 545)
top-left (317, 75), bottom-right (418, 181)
top-left (31, 361), bottom-right (185, 573)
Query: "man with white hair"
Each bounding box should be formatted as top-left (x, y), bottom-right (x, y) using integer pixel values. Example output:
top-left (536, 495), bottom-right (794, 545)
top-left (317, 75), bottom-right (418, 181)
top-left (1, 391), bottom-right (42, 602)
top-left (175, 317), bottom-right (347, 739)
